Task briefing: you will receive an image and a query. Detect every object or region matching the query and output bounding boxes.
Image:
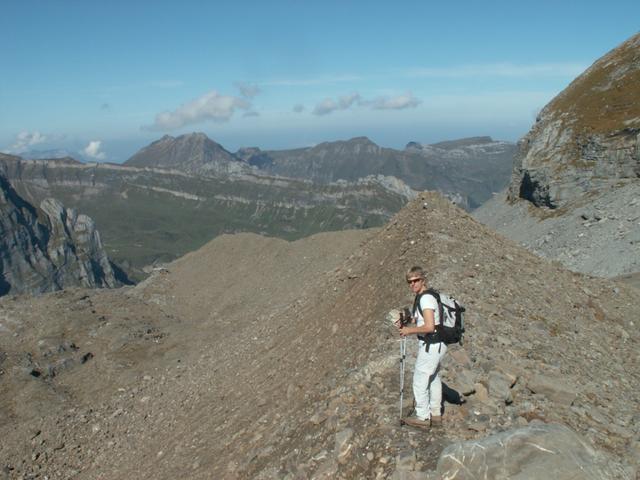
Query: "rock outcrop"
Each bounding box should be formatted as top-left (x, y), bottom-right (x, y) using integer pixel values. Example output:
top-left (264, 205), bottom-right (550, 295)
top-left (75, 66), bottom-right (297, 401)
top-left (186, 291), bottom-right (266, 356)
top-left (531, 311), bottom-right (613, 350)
top-left (474, 32), bottom-right (640, 279)
top-left (0, 173), bottom-right (119, 296)
top-left (508, 33), bottom-right (640, 208)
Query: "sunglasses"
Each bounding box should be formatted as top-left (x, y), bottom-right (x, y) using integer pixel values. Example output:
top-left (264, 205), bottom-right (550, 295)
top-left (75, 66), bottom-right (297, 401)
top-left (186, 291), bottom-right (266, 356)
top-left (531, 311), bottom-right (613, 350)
top-left (407, 278), bottom-right (422, 285)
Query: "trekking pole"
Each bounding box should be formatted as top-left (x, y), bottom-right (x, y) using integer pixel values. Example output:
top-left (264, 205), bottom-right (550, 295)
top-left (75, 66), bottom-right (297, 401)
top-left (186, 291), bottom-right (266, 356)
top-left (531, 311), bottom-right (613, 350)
top-left (399, 336), bottom-right (406, 421)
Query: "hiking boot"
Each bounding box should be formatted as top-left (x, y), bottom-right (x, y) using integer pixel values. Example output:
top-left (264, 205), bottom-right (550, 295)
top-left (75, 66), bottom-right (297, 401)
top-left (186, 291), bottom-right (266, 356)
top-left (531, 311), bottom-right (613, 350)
top-left (430, 416), bottom-right (443, 427)
top-left (401, 417), bottom-right (431, 430)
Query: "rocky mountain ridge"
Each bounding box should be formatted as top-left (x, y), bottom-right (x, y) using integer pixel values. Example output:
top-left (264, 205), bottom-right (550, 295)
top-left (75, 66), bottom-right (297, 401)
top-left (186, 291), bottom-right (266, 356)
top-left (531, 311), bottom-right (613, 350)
top-left (475, 32), bottom-right (640, 279)
top-left (0, 172), bottom-right (121, 296)
top-left (126, 132), bottom-right (515, 210)
top-left (508, 33), bottom-right (640, 209)
top-left (0, 192), bottom-right (638, 479)
top-left (237, 135), bottom-right (516, 209)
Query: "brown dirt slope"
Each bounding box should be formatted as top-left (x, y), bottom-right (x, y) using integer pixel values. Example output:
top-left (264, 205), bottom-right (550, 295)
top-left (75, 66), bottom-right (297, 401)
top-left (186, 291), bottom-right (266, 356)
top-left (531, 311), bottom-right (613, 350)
top-left (1, 192), bottom-right (638, 479)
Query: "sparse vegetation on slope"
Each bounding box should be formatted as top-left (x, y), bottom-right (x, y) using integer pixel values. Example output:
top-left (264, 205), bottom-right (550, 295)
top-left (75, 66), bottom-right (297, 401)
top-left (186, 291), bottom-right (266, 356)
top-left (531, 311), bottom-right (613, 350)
top-left (508, 32), bottom-right (640, 209)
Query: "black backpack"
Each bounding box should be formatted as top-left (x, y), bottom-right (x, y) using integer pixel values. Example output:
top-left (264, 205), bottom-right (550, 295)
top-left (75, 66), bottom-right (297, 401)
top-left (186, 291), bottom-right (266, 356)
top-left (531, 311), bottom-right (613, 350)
top-left (413, 288), bottom-right (466, 345)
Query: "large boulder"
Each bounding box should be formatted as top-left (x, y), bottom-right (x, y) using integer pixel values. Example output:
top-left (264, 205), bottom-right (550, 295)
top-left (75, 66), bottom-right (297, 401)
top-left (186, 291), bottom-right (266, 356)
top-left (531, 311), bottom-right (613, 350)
top-left (435, 423), bottom-right (617, 479)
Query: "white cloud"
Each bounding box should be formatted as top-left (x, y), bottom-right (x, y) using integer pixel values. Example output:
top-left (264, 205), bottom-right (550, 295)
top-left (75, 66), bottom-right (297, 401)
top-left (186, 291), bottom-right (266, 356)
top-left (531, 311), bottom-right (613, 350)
top-left (367, 92), bottom-right (421, 110)
top-left (145, 90), bottom-right (250, 130)
top-left (9, 131), bottom-right (47, 152)
top-left (235, 82), bottom-right (261, 98)
top-left (313, 98), bottom-right (339, 116)
top-left (83, 140), bottom-right (106, 160)
top-left (312, 92), bottom-right (420, 115)
top-left (313, 93), bottom-right (362, 116)
top-left (339, 93), bottom-right (361, 109)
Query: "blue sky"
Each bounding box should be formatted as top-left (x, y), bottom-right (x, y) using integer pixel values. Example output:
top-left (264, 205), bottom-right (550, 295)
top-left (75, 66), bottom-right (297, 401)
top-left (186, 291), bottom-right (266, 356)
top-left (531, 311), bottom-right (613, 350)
top-left (1, 0), bottom-right (639, 163)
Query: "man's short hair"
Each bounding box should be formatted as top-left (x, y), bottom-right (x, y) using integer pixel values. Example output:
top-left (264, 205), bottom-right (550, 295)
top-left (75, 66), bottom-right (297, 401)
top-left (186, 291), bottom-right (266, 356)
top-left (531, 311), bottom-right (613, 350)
top-left (406, 266), bottom-right (426, 281)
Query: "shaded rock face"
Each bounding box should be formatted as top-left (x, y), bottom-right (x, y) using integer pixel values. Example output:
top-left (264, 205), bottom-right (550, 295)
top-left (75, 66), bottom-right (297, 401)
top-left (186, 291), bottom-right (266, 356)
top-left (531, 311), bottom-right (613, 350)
top-left (0, 173), bottom-right (119, 296)
top-left (125, 132), bottom-right (250, 175)
top-left (508, 33), bottom-right (640, 208)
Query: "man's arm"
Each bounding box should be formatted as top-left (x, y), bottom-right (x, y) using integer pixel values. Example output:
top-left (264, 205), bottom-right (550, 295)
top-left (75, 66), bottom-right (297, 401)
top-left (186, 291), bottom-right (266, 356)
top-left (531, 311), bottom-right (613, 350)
top-left (399, 308), bottom-right (435, 336)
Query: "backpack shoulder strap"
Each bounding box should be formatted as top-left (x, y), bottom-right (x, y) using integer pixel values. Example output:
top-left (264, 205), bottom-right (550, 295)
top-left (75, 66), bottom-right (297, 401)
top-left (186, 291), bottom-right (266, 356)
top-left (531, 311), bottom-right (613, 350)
top-left (424, 288), bottom-right (444, 327)
top-left (425, 288), bottom-right (440, 303)
top-left (411, 293), bottom-right (422, 316)
top-left (413, 289), bottom-right (440, 314)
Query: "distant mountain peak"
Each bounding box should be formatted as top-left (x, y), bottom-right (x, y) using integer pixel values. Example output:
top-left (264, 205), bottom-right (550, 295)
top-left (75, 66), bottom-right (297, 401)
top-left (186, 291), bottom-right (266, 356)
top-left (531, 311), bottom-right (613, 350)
top-left (312, 137), bottom-right (380, 153)
top-left (347, 136), bottom-right (376, 144)
top-left (125, 133), bottom-right (247, 176)
top-left (175, 132), bottom-right (208, 141)
top-left (406, 137), bottom-right (498, 151)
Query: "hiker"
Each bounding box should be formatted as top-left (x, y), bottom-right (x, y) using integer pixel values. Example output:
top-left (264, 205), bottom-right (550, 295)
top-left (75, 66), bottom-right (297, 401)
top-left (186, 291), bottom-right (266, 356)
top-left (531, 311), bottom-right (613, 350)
top-left (396, 266), bottom-right (446, 429)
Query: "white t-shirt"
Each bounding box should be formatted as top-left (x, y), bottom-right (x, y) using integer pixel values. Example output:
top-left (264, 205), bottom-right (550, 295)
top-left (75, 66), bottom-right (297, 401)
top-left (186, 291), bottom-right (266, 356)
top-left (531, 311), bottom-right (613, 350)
top-left (415, 293), bottom-right (440, 327)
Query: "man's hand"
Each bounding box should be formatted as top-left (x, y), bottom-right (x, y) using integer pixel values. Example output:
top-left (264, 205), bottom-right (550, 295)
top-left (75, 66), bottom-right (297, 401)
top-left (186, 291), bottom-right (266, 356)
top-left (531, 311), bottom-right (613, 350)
top-left (394, 313), bottom-right (403, 329)
top-left (399, 326), bottom-right (412, 337)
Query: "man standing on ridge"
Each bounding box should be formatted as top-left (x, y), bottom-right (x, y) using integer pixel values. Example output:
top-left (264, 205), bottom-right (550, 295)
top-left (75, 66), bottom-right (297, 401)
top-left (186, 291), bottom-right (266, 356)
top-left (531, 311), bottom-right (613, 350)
top-left (396, 266), bottom-right (447, 429)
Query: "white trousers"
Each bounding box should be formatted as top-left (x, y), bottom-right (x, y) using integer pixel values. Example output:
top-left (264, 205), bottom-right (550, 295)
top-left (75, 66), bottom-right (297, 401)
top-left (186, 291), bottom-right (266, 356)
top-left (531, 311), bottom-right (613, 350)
top-left (413, 340), bottom-right (447, 420)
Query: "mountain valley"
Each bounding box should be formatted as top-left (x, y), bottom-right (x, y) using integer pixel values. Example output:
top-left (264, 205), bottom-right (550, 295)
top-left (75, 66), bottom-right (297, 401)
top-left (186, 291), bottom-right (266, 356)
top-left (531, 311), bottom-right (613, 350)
top-left (0, 152), bottom-right (409, 282)
top-left (1, 133), bottom-right (513, 284)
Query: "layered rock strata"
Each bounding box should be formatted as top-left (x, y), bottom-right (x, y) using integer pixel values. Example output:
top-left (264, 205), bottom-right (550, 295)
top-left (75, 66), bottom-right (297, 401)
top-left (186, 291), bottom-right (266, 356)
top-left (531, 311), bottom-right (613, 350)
top-left (508, 33), bottom-right (640, 208)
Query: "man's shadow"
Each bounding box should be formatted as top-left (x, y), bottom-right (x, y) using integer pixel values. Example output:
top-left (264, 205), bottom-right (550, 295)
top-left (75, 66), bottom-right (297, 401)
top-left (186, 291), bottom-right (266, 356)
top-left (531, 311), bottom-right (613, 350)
top-left (442, 382), bottom-right (465, 413)
top-left (404, 383), bottom-right (464, 418)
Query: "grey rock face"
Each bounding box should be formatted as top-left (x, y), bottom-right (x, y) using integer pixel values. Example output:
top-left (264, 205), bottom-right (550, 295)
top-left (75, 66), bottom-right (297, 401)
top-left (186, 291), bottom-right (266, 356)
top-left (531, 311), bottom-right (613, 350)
top-left (474, 33), bottom-right (640, 279)
top-left (508, 33), bottom-right (640, 208)
top-left (435, 423), bottom-right (615, 479)
top-left (0, 173), bottom-right (118, 296)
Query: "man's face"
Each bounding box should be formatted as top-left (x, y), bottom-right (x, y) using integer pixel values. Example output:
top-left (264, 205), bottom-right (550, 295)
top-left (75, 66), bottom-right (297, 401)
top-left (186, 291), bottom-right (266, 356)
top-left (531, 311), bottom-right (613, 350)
top-left (407, 276), bottom-right (424, 294)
